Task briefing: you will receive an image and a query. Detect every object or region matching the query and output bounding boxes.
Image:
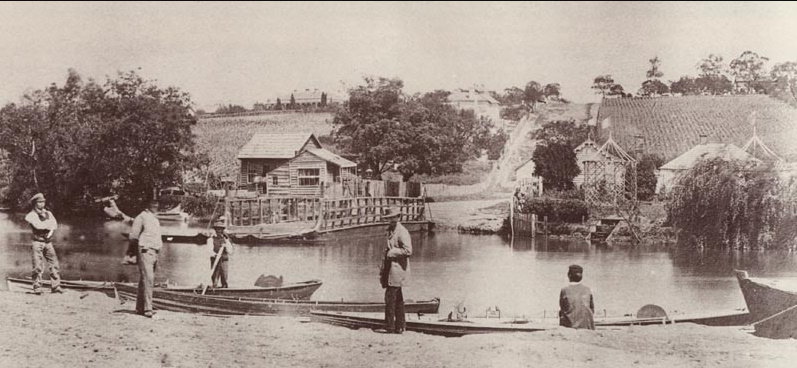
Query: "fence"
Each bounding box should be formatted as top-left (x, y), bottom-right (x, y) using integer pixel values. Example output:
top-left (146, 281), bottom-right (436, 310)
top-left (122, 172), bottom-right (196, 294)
top-left (423, 181), bottom-right (489, 198)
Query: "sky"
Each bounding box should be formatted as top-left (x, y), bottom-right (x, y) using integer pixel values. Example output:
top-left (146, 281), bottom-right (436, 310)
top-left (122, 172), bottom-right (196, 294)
top-left (1, 2), bottom-right (797, 110)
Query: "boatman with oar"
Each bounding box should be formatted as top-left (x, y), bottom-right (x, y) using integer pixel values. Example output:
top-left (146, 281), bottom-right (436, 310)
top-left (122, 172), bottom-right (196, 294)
top-left (207, 216), bottom-right (234, 288)
top-left (129, 199), bottom-right (162, 318)
top-left (25, 193), bottom-right (62, 295)
top-left (379, 206), bottom-right (412, 334)
top-left (559, 264), bottom-right (595, 330)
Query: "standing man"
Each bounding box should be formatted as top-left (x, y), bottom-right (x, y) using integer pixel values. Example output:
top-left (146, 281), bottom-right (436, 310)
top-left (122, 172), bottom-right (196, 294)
top-left (380, 206), bottom-right (412, 334)
top-left (207, 216), bottom-right (234, 288)
top-left (25, 193), bottom-right (62, 295)
top-left (129, 199), bottom-right (163, 318)
top-left (559, 264), bottom-right (595, 330)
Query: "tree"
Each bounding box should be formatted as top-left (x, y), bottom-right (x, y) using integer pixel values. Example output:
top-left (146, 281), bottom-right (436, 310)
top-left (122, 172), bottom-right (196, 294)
top-left (608, 83), bottom-right (626, 96)
top-left (0, 69), bottom-right (202, 214)
top-left (770, 61), bottom-right (797, 105)
top-left (592, 75), bottom-right (615, 96)
top-left (730, 51), bottom-right (770, 93)
top-left (531, 120), bottom-right (590, 191)
top-left (670, 76), bottom-right (698, 95)
top-left (696, 54), bottom-right (727, 78)
top-left (646, 56), bottom-right (664, 79)
top-left (543, 83), bottom-right (561, 100)
top-left (320, 92), bottom-right (328, 107)
top-left (638, 79), bottom-right (670, 97)
top-left (289, 93), bottom-right (296, 109)
top-left (252, 102), bottom-right (268, 111)
top-left (275, 98), bottom-right (282, 110)
top-left (214, 104), bottom-right (246, 114)
top-left (636, 154), bottom-right (664, 201)
top-left (523, 81), bottom-right (544, 112)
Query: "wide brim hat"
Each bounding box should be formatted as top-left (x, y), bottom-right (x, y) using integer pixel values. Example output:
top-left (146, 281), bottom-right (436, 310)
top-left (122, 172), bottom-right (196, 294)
top-left (382, 206), bottom-right (402, 219)
top-left (30, 193), bottom-right (45, 203)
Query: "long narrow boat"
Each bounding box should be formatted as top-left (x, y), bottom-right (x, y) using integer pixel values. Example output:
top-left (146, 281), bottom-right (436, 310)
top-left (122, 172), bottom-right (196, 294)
top-left (310, 311), bottom-right (552, 337)
top-left (114, 283), bottom-right (440, 316)
top-left (735, 270), bottom-right (797, 339)
top-left (7, 276), bottom-right (322, 300)
top-left (7, 277), bottom-right (116, 297)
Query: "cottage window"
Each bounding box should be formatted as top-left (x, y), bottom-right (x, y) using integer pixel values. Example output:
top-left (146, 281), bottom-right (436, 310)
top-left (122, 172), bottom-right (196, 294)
top-left (298, 168), bottom-right (320, 186)
top-left (272, 176), bottom-right (278, 185)
top-left (248, 164), bottom-right (259, 183)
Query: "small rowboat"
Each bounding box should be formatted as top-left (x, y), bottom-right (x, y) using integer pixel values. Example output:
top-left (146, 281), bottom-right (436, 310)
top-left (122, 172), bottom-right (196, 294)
top-left (310, 311), bottom-right (552, 337)
top-left (7, 276), bottom-right (322, 300)
top-left (735, 270), bottom-right (797, 339)
top-left (114, 283), bottom-right (440, 316)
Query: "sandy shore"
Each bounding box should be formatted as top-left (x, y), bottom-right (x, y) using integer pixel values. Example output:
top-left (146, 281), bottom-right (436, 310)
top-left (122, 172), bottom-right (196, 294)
top-left (1, 290), bottom-right (794, 368)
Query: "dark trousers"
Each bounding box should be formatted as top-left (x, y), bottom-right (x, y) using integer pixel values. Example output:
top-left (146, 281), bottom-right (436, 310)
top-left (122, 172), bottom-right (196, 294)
top-left (210, 257), bottom-right (229, 288)
top-left (384, 286), bottom-right (405, 332)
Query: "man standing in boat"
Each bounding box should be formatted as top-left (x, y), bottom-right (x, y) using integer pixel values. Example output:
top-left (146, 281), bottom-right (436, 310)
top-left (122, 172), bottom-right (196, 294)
top-left (25, 193), bottom-right (62, 295)
top-left (380, 206), bottom-right (412, 334)
top-left (559, 264), bottom-right (595, 330)
top-left (207, 216), bottom-right (234, 288)
top-left (129, 199), bottom-right (163, 318)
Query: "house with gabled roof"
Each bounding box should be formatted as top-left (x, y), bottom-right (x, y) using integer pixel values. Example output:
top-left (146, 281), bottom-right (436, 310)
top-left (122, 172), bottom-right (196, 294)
top-left (237, 133), bottom-right (356, 196)
top-left (655, 140), bottom-right (762, 194)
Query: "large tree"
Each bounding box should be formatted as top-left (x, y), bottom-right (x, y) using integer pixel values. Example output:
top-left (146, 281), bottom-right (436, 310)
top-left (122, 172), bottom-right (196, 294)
top-left (523, 81), bottom-right (545, 112)
top-left (0, 69), bottom-right (203, 214)
top-left (531, 120), bottom-right (590, 191)
top-left (730, 51), bottom-right (770, 93)
top-left (696, 54), bottom-right (728, 78)
top-left (770, 61), bottom-right (797, 105)
top-left (591, 75), bottom-right (615, 97)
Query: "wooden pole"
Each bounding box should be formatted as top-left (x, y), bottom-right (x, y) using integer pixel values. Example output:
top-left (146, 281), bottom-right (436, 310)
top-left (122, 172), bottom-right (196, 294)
top-left (202, 246), bottom-right (225, 295)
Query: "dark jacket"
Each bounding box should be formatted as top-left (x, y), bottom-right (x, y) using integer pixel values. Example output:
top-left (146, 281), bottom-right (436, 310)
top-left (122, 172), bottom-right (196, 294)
top-left (559, 283), bottom-right (595, 330)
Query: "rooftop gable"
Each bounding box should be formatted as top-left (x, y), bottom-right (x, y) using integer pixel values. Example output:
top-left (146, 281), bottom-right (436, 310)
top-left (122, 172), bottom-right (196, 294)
top-left (659, 143), bottom-right (762, 171)
top-left (237, 133), bottom-right (321, 159)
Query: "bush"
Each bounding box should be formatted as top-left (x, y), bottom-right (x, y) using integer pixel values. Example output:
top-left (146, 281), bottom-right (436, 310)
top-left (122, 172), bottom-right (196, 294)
top-left (522, 197), bottom-right (589, 223)
top-left (181, 195), bottom-right (221, 218)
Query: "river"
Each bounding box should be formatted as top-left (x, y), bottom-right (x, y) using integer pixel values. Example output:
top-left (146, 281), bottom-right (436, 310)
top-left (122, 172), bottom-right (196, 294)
top-left (2, 211), bottom-right (796, 318)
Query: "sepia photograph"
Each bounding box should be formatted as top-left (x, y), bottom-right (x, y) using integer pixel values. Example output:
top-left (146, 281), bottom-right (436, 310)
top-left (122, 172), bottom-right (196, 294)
top-left (1, 2), bottom-right (796, 367)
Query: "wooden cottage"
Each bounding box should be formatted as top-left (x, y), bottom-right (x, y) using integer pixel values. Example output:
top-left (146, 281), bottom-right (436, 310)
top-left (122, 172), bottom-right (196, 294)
top-left (237, 133), bottom-right (356, 196)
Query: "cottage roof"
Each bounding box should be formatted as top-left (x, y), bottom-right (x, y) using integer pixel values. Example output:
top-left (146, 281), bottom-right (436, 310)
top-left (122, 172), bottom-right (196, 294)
top-left (659, 143), bottom-right (762, 171)
top-left (447, 89), bottom-right (500, 105)
top-left (237, 133), bottom-right (321, 159)
top-left (306, 148), bottom-right (357, 168)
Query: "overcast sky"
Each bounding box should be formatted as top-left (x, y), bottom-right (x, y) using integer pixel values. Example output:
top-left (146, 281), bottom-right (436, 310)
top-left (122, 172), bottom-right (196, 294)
top-left (2, 2), bottom-right (797, 110)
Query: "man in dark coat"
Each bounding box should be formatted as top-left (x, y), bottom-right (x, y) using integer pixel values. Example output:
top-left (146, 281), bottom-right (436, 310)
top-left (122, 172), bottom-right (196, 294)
top-left (559, 264), bottom-right (595, 330)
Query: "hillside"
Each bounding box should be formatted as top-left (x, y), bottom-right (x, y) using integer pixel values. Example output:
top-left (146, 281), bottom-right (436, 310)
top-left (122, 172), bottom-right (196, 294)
top-left (192, 112), bottom-right (334, 178)
top-left (596, 95), bottom-right (797, 162)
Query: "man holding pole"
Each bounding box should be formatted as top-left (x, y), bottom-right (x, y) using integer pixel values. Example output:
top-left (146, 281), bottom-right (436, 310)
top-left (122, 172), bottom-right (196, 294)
top-left (129, 199), bottom-right (162, 318)
top-left (25, 193), bottom-right (62, 295)
top-left (206, 216), bottom-right (234, 288)
top-left (379, 206), bottom-right (412, 334)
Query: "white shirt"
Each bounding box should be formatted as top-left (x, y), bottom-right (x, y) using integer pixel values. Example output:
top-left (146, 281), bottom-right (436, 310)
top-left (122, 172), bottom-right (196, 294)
top-left (130, 209), bottom-right (163, 250)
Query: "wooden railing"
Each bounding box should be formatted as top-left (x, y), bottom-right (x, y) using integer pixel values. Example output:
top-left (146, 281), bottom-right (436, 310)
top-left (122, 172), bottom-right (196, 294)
top-left (226, 196), bottom-right (427, 230)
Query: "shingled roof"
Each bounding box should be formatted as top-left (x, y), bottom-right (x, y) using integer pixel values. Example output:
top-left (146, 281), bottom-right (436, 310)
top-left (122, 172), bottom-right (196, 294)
top-left (306, 148), bottom-right (356, 167)
top-left (660, 143), bottom-right (762, 171)
top-left (237, 133), bottom-right (321, 159)
top-left (595, 95), bottom-right (797, 162)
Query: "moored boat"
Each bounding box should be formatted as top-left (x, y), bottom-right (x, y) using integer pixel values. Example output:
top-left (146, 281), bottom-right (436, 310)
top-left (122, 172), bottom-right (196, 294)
top-left (310, 311), bottom-right (552, 337)
top-left (735, 270), bottom-right (797, 339)
top-left (114, 283), bottom-right (440, 316)
top-left (7, 277), bottom-right (116, 297)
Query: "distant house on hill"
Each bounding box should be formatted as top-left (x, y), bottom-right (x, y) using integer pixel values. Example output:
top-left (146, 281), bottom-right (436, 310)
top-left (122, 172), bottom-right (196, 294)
top-left (447, 87), bottom-right (503, 124)
top-left (595, 95), bottom-right (797, 163)
top-left (264, 89), bottom-right (345, 109)
top-left (655, 140), bottom-right (762, 194)
top-left (237, 133), bottom-right (356, 196)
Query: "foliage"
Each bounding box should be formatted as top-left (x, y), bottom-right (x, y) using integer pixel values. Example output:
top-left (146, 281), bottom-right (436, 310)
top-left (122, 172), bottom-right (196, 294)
top-left (410, 160), bottom-right (492, 185)
top-left (670, 75), bottom-right (733, 96)
top-left (608, 83), bottom-right (626, 96)
top-left (0, 69), bottom-right (201, 214)
top-left (499, 104), bottom-right (528, 121)
top-left (531, 120), bottom-right (589, 191)
top-left (696, 54), bottom-right (728, 78)
top-left (520, 196), bottom-right (589, 223)
top-left (275, 98), bottom-right (283, 110)
top-left (646, 56), bottom-right (664, 79)
top-left (543, 83), bottom-right (561, 100)
top-left (215, 104), bottom-right (247, 114)
top-left (591, 75), bottom-right (616, 96)
top-left (638, 79), bottom-right (670, 97)
top-left (769, 61), bottom-right (797, 106)
top-left (181, 194), bottom-right (221, 219)
top-left (730, 51), bottom-right (770, 93)
top-left (332, 77), bottom-right (500, 181)
top-left (636, 153), bottom-right (664, 201)
top-left (668, 158), bottom-right (781, 249)
top-left (524, 81), bottom-right (544, 111)
top-left (485, 129), bottom-right (508, 160)
top-left (289, 94), bottom-right (296, 109)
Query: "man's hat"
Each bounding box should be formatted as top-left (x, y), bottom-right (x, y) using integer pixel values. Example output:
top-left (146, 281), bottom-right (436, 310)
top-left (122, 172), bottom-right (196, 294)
top-left (568, 264), bottom-right (583, 274)
top-left (382, 206), bottom-right (402, 219)
top-left (212, 216), bottom-right (227, 228)
top-left (30, 193), bottom-right (45, 203)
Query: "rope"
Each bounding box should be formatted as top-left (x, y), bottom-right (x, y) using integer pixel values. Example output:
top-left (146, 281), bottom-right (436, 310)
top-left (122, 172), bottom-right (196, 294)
top-left (746, 303), bottom-right (797, 328)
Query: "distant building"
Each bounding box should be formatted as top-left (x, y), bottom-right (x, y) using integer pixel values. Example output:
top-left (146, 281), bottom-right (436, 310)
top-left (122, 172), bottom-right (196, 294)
top-left (447, 87), bottom-right (503, 124)
top-left (263, 89), bottom-right (345, 109)
top-left (237, 133), bottom-right (356, 196)
top-left (655, 140), bottom-right (762, 194)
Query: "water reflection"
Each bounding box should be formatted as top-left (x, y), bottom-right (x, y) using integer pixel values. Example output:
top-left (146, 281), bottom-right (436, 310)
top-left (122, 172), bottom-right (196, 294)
top-left (2, 213), bottom-right (796, 318)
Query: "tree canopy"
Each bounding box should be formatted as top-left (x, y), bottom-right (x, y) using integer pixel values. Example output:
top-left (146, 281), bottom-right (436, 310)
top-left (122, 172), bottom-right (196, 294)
top-left (0, 69), bottom-right (204, 214)
top-left (531, 120), bottom-right (590, 191)
top-left (332, 77), bottom-right (500, 181)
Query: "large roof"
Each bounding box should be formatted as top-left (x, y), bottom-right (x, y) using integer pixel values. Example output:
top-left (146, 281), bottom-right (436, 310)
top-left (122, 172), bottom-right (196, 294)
top-left (237, 133), bottom-right (320, 159)
top-left (306, 148), bottom-right (356, 168)
top-left (596, 95), bottom-right (797, 162)
top-left (660, 143), bottom-right (762, 171)
top-left (447, 88), bottom-right (500, 105)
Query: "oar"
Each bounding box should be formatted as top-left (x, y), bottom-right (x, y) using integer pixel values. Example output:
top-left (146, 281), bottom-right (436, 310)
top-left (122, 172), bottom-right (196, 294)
top-left (202, 245), bottom-right (225, 295)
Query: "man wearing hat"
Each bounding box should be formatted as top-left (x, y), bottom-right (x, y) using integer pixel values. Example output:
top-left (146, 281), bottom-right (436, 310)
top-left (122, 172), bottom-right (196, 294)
top-left (379, 206), bottom-right (412, 334)
top-left (559, 264), bottom-right (595, 330)
top-left (129, 199), bottom-right (163, 318)
top-left (206, 216), bottom-right (234, 288)
top-left (24, 193), bottom-right (62, 294)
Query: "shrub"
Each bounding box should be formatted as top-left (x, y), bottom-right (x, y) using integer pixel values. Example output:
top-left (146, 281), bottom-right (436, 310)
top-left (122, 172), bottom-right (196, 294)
top-left (181, 195), bottom-right (221, 218)
top-left (522, 197), bottom-right (589, 223)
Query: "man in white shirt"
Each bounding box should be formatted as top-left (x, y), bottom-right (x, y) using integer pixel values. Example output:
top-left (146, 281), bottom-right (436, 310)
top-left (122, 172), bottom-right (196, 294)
top-left (129, 199), bottom-right (163, 318)
top-left (206, 217), bottom-right (234, 288)
top-left (24, 193), bottom-right (61, 295)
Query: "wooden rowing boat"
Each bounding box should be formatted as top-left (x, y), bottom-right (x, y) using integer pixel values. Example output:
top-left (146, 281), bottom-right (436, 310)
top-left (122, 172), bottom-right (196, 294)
top-left (310, 311), bottom-right (552, 337)
top-left (735, 270), bottom-right (797, 339)
top-left (114, 283), bottom-right (440, 316)
top-left (7, 276), bottom-right (322, 300)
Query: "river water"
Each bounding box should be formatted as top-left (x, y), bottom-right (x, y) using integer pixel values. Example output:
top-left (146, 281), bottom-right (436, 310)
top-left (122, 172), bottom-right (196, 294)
top-left (2, 211), bottom-right (796, 318)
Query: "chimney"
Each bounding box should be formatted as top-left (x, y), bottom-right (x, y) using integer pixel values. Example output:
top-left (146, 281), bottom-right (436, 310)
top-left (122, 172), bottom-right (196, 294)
top-left (699, 134), bottom-right (708, 145)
